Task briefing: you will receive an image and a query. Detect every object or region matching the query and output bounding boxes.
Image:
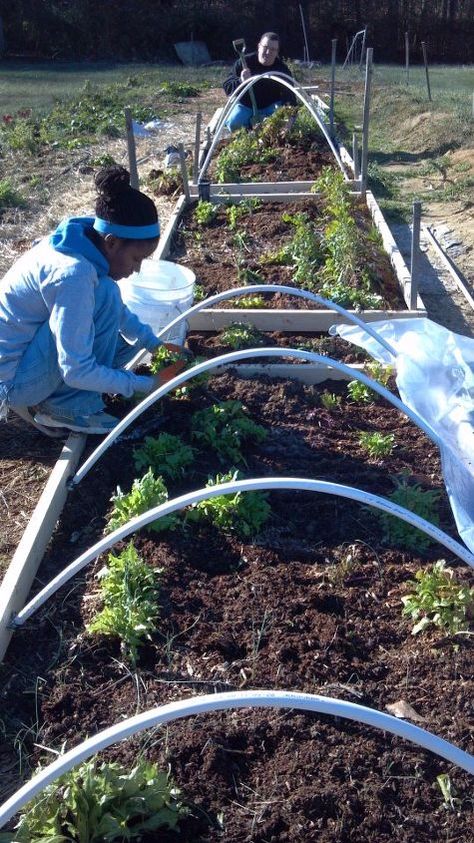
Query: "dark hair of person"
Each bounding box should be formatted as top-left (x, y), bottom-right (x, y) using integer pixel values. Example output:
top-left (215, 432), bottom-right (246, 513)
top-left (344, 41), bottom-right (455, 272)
top-left (94, 165), bottom-right (158, 228)
top-left (260, 32), bottom-right (280, 43)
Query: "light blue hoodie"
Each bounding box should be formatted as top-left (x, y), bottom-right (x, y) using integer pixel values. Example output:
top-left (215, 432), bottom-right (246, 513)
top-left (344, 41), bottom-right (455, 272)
top-left (0, 217), bottom-right (158, 398)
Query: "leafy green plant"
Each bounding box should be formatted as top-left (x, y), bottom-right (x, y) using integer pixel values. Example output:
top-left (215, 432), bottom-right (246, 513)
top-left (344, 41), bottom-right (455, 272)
top-left (194, 199), bottom-right (218, 226)
top-left (190, 400), bottom-right (267, 465)
top-left (226, 198), bottom-right (261, 230)
top-left (436, 773), bottom-right (460, 810)
top-left (133, 433), bottom-right (194, 481)
top-left (0, 757), bottom-right (187, 842)
top-left (367, 360), bottom-right (393, 387)
top-left (347, 378), bottom-right (376, 404)
top-left (214, 128), bottom-right (277, 183)
top-left (219, 322), bottom-right (266, 349)
top-left (358, 431), bottom-right (395, 458)
top-left (107, 468), bottom-right (178, 533)
top-left (233, 295), bottom-right (266, 309)
top-left (147, 167), bottom-right (181, 197)
top-left (88, 543), bottom-right (161, 663)
top-left (376, 475), bottom-right (441, 552)
top-left (233, 229), bottom-right (253, 252)
top-left (320, 391), bottom-right (342, 410)
top-left (0, 179), bottom-right (25, 210)
top-left (149, 347), bottom-right (209, 397)
top-left (236, 265), bottom-right (265, 286)
top-left (401, 560), bottom-right (474, 635)
top-left (149, 345), bottom-right (188, 374)
top-left (347, 362), bottom-right (393, 403)
top-left (186, 469), bottom-right (271, 538)
top-left (279, 211), bottom-right (324, 287)
top-left (158, 81), bottom-right (200, 98)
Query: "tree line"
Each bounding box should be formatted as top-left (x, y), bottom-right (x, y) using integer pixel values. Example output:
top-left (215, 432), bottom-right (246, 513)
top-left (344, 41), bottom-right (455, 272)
top-left (0, 1), bottom-right (472, 63)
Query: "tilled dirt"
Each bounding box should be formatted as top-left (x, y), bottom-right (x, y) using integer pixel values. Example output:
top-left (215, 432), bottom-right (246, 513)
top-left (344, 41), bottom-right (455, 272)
top-left (1, 372), bottom-right (473, 841)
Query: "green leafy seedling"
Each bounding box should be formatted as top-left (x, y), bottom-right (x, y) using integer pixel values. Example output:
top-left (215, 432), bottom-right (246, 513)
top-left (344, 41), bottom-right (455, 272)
top-left (377, 475), bottom-right (440, 553)
top-left (401, 560), bottom-right (474, 635)
top-left (226, 198), bottom-right (261, 230)
top-left (436, 773), bottom-right (460, 810)
top-left (0, 757), bottom-right (187, 842)
top-left (186, 469), bottom-right (271, 538)
top-left (149, 347), bottom-right (208, 397)
top-left (347, 378), bottom-right (376, 404)
top-left (358, 431), bottom-right (395, 458)
top-left (219, 322), bottom-right (266, 349)
top-left (194, 199), bottom-right (218, 226)
top-left (348, 361), bottom-right (393, 404)
top-left (133, 433), bottom-right (194, 481)
top-left (107, 468), bottom-right (178, 533)
top-left (149, 345), bottom-right (187, 374)
top-left (88, 542), bottom-right (161, 664)
top-left (233, 294), bottom-right (266, 309)
top-left (320, 390), bottom-right (342, 410)
top-left (191, 400), bottom-right (267, 465)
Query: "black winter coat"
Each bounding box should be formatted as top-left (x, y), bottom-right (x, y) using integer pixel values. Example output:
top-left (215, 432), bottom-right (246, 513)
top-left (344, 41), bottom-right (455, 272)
top-left (223, 52), bottom-right (296, 110)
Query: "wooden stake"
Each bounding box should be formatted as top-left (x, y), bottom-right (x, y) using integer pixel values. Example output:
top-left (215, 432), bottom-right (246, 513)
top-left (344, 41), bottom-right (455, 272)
top-left (421, 42), bottom-right (432, 102)
top-left (360, 47), bottom-right (373, 199)
top-left (330, 39), bottom-right (337, 136)
top-left (193, 112), bottom-right (202, 185)
top-left (178, 143), bottom-right (190, 202)
top-left (352, 133), bottom-right (360, 180)
top-left (405, 32), bottom-right (410, 84)
top-left (410, 201), bottom-right (422, 309)
top-left (124, 108), bottom-right (139, 189)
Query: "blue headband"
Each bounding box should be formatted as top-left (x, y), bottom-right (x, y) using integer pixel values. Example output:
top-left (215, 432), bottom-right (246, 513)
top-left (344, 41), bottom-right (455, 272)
top-left (93, 217), bottom-right (160, 239)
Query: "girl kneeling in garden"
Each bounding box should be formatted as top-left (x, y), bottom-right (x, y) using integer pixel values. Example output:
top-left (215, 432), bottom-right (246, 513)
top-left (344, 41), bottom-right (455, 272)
top-left (0, 165), bottom-right (184, 436)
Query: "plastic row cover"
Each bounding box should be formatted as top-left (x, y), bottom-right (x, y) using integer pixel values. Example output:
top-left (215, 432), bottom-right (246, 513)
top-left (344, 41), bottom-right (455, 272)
top-left (330, 317), bottom-right (474, 552)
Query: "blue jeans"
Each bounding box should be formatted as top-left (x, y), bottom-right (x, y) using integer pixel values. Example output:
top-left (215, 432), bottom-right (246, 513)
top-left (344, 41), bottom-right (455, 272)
top-left (225, 100), bottom-right (284, 132)
top-left (2, 276), bottom-right (136, 417)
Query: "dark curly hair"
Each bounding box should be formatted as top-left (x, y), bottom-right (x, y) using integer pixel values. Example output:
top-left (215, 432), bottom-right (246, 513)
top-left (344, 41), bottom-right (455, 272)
top-left (94, 165), bottom-right (158, 228)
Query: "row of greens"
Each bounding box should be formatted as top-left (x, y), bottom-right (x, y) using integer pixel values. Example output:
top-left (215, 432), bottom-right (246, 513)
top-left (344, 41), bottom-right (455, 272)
top-left (183, 160), bottom-right (392, 310)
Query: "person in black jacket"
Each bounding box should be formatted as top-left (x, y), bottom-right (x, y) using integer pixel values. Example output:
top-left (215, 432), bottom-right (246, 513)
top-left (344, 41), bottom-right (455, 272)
top-left (223, 32), bottom-right (296, 132)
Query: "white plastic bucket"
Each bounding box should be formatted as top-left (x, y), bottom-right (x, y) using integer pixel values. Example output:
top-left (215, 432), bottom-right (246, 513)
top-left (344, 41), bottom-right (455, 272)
top-left (119, 259), bottom-right (195, 345)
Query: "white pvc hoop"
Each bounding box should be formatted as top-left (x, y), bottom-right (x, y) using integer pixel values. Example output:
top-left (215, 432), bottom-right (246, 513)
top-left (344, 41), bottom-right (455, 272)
top-left (126, 283), bottom-right (398, 371)
top-left (75, 346), bottom-right (438, 486)
top-left (199, 71), bottom-right (346, 182)
top-left (12, 476), bottom-right (474, 628)
top-left (0, 689), bottom-right (472, 830)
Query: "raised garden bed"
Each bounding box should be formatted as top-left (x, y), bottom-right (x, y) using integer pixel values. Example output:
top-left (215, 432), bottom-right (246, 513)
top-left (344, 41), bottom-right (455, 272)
top-left (1, 367), bottom-right (472, 841)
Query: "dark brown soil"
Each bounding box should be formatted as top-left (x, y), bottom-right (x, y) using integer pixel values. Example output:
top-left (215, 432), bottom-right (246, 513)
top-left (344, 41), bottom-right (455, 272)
top-left (169, 197), bottom-right (406, 312)
top-left (187, 329), bottom-right (371, 365)
top-left (1, 372), bottom-right (473, 842)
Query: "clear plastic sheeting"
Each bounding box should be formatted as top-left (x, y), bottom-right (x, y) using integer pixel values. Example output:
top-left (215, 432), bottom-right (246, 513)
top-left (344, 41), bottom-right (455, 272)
top-left (330, 317), bottom-right (474, 552)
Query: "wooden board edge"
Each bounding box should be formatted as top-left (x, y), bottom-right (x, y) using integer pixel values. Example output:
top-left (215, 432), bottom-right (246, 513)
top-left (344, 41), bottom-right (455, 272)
top-left (0, 433), bottom-right (86, 662)
top-left (188, 308), bottom-right (426, 331)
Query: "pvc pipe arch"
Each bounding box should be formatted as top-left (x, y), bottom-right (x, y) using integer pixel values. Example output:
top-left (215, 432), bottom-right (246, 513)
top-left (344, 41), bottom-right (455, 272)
top-left (12, 476), bottom-right (474, 629)
top-left (0, 689), bottom-right (472, 830)
top-left (75, 345), bottom-right (437, 486)
top-left (198, 72), bottom-right (347, 182)
top-left (126, 283), bottom-right (398, 371)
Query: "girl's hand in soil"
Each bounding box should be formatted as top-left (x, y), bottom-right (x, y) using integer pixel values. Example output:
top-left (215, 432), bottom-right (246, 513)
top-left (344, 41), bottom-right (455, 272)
top-left (162, 342), bottom-right (193, 359)
top-left (152, 359), bottom-right (187, 388)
